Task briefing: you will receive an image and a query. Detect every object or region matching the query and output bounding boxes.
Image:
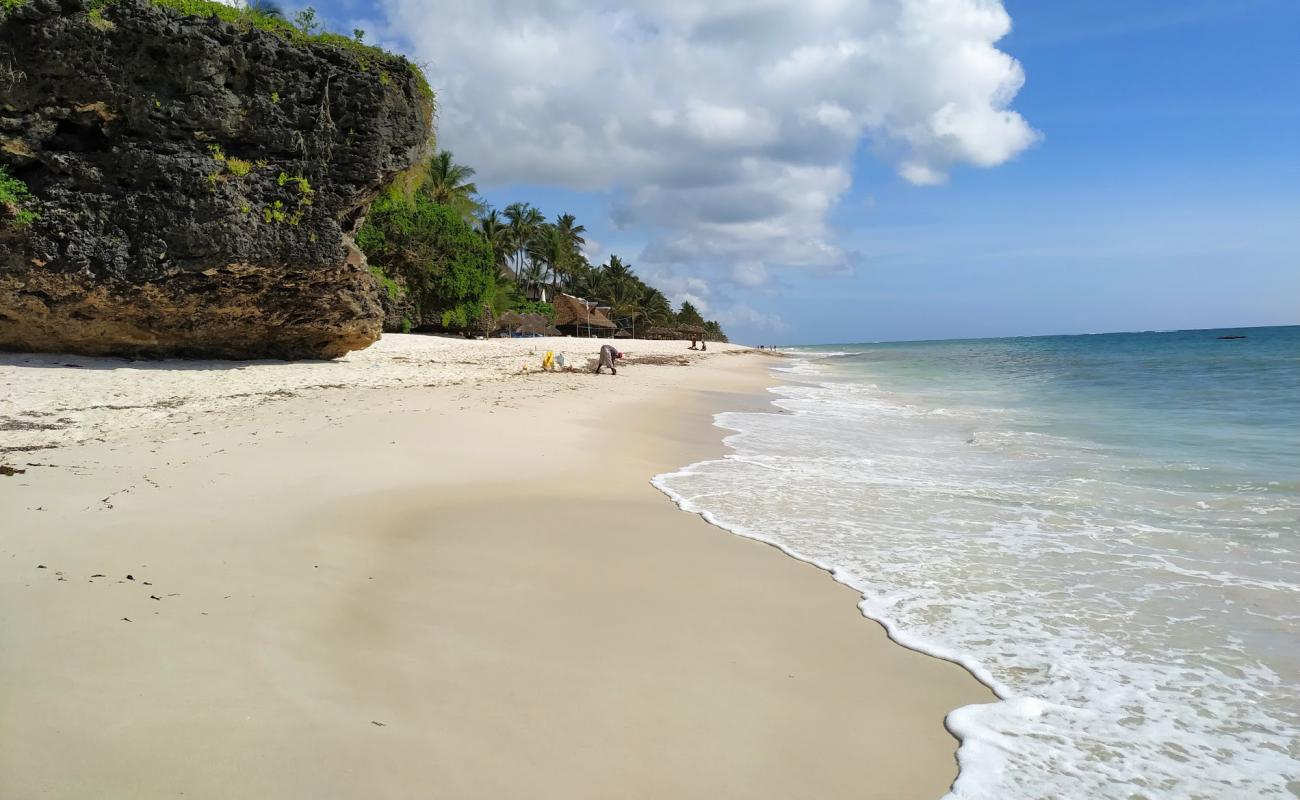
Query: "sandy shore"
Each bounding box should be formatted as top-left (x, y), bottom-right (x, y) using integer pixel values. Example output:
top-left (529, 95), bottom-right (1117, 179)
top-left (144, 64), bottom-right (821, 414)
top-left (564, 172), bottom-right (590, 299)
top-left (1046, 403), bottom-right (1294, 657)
top-left (1, 335), bottom-right (991, 799)
top-left (0, 334), bottom-right (751, 454)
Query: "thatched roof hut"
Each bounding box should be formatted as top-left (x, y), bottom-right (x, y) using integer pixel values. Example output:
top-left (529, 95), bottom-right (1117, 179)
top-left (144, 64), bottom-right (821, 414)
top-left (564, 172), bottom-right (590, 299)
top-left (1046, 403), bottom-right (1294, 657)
top-left (498, 311), bottom-right (525, 330)
top-left (553, 293), bottom-right (618, 337)
top-left (497, 311), bottom-right (554, 337)
top-left (642, 326), bottom-right (679, 340)
top-left (516, 319), bottom-right (549, 336)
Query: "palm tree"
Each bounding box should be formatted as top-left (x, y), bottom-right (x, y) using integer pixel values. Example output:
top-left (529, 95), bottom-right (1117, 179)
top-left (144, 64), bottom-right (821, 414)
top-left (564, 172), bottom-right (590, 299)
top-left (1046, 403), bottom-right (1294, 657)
top-left (504, 202), bottom-right (544, 291)
top-left (605, 278), bottom-right (643, 336)
top-left (565, 259), bottom-right (594, 296)
top-left (604, 254), bottom-right (633, 284)
top-left (640, 287), bottom-right (674, 326)
top-left (551, 213), bottom-right (587, 293)
top-left (570, 260), bottom-right (603, 298)
top-left (476, 208), bottom-right (513, 281)
top-left (422, 150), bottom-right (481, 219)
top-left (554, 213), bottom-right (586, 246)
top-left (677, 300), bottom-right (706, 327)
top-left (519, 259), bottom-right (546, 298)
top-left (527, 224), bottom-right (570, 297)
top-left (703, 320), bottom-right (728, 343)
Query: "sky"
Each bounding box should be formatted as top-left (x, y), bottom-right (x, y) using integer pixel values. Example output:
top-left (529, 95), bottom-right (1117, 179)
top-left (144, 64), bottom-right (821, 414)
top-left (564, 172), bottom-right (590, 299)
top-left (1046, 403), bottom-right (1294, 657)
top-left (294, 0), bottom-right (1298, 344)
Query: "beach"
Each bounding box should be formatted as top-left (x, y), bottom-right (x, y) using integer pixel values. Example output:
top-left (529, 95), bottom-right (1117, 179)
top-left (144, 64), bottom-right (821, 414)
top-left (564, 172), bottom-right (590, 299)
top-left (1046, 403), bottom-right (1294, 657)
top-left (1, 334), bottom-right (991, 799)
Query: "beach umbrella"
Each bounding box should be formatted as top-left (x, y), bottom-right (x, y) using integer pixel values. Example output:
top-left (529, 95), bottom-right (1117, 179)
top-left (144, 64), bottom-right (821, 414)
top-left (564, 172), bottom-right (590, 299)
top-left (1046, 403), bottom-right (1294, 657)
top-left (518, 318), bottom-right (555, 336)
top-left (516, 321), bottom-right (544, 336)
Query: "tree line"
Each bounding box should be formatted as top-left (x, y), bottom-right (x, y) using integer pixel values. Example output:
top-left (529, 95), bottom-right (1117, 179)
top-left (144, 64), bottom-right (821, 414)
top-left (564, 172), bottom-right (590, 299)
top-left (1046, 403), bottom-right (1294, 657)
top-left (357, 150), bottom-right (727, 341)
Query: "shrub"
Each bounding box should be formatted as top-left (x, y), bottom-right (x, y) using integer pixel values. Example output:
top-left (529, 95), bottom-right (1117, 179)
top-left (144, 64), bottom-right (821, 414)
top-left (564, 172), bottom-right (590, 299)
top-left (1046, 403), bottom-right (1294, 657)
top-left (357, 194), bottom-right (495, 331)
top-left (0, 164), bottom-right (29, 205)
top-left (488, 279), bottom-right (553, 321)
top-left (0, 164), bottom-right (37, 227)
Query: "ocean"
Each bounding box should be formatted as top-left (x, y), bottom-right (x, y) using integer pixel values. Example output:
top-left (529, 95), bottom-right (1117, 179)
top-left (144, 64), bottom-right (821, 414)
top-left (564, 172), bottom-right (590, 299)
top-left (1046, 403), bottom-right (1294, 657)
top-left (655, 326), bottom-right (1299, 798)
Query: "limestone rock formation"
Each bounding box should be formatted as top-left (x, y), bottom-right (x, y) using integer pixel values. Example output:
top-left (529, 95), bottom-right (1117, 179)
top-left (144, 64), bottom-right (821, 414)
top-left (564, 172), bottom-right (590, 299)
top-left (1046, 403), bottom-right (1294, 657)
top-left (0, 0), bottom-right (432, 358)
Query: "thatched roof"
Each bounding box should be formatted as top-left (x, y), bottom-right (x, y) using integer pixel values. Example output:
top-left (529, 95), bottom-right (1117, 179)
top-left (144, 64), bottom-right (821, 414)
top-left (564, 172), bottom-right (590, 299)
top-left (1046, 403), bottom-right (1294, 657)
top-left (553, 293), bottom-right (617, 330)
top-left (638, 324), bottom-right (714, 340)
top-left (614, 329), bottom-right (633, 338)
top-left (516, 319), bottom-right (549, 336)
top-left (497, 311), bottom-right (555, 336)
top-left (643, 326), bottom-right (679, 340)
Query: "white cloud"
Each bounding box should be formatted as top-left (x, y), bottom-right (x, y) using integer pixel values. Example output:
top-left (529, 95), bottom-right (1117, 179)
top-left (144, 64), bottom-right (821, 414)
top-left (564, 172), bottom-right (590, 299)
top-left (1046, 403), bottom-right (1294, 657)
top-left (713, 304), bottom-right (789, 333)
top-left (639, 268), bottom-right (784, 334)
top-left (900, 161), bottom-right (947, 186)
top-left (373, 0), bottom-right (1035, 294)
top-left (731, 262), bottom-right (768, 288)
top-left (580, 238), bottom-right (606, 266)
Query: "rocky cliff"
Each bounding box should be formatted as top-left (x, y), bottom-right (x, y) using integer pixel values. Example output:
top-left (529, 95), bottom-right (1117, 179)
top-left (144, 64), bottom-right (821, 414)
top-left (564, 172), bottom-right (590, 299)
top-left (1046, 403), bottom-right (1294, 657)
top-left (0, 0), bottom-right (432, 358)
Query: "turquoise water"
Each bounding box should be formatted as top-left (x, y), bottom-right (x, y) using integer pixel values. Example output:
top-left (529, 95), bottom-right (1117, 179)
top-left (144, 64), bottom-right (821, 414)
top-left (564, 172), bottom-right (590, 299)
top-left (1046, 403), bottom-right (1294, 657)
top-left (656, 326), bottom-right (1299, 798)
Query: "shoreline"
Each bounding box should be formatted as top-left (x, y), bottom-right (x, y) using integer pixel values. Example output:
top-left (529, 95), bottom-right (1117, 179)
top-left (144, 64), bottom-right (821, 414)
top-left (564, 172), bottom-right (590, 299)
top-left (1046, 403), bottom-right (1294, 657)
top-left (2, 337), bottom-right (991, 799)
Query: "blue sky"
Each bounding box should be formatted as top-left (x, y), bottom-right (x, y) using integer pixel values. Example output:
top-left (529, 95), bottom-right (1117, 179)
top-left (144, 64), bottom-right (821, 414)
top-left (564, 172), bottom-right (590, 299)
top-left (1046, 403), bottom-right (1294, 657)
top-left (816, 0), bottom-right (1300, 343)
top-left (306, 0), bottom-right (1298, 344)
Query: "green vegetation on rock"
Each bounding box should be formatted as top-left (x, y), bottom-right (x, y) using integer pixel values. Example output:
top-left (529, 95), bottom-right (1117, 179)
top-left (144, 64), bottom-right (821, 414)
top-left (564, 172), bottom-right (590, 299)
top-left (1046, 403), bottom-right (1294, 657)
top-left (368, 265), bottom-right (404, 300)
top-left (209, 145), bottom-right (252, 177)
top-left (88, 6), bottom-right (115, 29)
top-left (0, 164), bottom-right (37, 227)
top-left (81, 0), bottom-right (434, 123)
top-left (358, 190), bottom-right (496, 331)
top-left (0, 164), bottom-right (29, 204)
top-left (0, 0), bottom-right (27, 20)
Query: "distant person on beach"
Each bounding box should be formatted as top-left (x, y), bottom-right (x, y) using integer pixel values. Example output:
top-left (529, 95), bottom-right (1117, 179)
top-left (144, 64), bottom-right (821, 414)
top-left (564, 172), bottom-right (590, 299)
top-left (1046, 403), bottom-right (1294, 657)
top-left (701, 340), bottom-right (707, 351)
top-left (689, 337), bottom-right (699, 350)
top-left (595, 344), bottom-right (622, 375)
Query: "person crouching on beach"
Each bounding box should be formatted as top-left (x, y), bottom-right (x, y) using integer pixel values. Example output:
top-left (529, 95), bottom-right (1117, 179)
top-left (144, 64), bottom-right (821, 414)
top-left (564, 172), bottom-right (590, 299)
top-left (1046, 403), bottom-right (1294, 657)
top-left (596, 344), bottom-right (622, 375)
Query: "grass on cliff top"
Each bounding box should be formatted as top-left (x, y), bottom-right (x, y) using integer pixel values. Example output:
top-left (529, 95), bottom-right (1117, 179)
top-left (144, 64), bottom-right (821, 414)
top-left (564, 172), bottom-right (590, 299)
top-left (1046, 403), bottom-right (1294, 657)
top-left (105, 0), bottom-right (434, 118)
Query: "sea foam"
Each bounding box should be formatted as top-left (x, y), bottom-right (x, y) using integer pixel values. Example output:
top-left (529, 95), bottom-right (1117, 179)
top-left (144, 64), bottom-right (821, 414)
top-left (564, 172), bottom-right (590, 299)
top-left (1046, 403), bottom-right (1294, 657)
top-left (656, 331), bottom-right (1300, 798)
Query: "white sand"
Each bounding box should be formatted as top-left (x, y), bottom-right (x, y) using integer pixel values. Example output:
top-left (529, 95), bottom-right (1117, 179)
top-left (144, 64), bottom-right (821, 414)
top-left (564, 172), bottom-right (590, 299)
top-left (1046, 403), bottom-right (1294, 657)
top-left (1, 333), bottom-right (746, 452)
top-left (1, 342), bottom-right (992, 799)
